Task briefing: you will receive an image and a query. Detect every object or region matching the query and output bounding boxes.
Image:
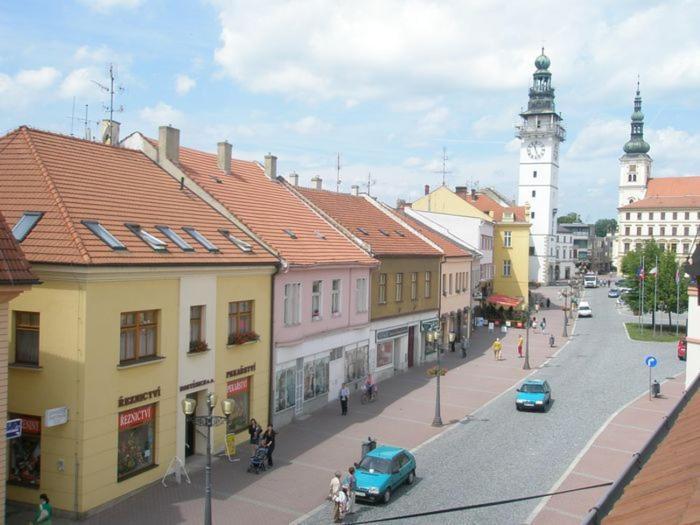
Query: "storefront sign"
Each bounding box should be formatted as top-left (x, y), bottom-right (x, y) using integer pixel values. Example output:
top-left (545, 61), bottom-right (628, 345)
top-left (118, 387), bottom-right (161, 408)
top-left (5, 419), bottom-right (21, 439)
top-left (44, 407), bottom-right (69, 427)
top-left (420, 318), bottom-right (439, 333)
top-left (20, 416), bottom-right (41, 435)
top-left (179, 378), bottom-right (214, 392)
top-left (376, 326), bottom-right (408, 341)
top-left (119, 405), bottom-right (154, 431)
top-left (227, 377), bottom-right (250, 396)
top-left (226, 363), bottom-right (256, 379)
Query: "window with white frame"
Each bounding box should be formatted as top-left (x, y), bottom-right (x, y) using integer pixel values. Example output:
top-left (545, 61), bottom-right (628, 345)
top-left (424, 271), bottom-right (431, 298)
top-left (331, 279), bottom-right (341, 315)
top-left (378, 273), bottom-right (387, 304)
top-left (283, 283), bottom-right (301, 326)
top-left (395, 273), bottom-right (403, 302)
top-left (311, 280), bottom-right (322, 320)
top-left (410, 272), bottom-right (417, 301)
top-left (503, 231), bottom-right (512, 247)
top-left (503, 260), bottom-right (511, 277)
top-left (355, 278), bottom-right (368, 313)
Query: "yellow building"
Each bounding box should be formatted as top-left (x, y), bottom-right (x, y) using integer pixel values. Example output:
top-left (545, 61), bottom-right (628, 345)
top-left (0, 127), bottom-right (277, 516)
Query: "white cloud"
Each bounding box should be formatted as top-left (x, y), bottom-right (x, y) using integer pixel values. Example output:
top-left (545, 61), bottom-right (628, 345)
top-left (287, 116), bottom-right (332, 135)
top-left (74, 45), bottom-right (113, 63)
top-left (139, 102), bottom-right (184, 127)
top-left (0, 67), bottom-right (60, 108)
top-left (175, 74), bottom-right (196, 95)
top-left (416, 107), bottom-right (451, 136)
top-left (59, 67), bottom-right (102, 99)
top-left (78, 0), bottom-right (142, 12)
top-left (471, 110), bottom-right (518, 138)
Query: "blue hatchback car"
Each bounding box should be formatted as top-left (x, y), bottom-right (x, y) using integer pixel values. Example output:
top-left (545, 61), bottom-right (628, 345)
top-left (515, 379), bottom-right (552, 412)
top-left (354, 446), bottom-right (416, 504)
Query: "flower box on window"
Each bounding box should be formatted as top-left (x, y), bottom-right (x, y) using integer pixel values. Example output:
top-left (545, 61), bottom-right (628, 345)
top-left (227, 331), bottom-right (260, 346)
top-left (189, 340), bottom-right (210, 353)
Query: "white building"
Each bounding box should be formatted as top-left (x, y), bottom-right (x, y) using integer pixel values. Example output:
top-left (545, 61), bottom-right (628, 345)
top-left (553, 231), bottom-right (575, 282)
top-left (516, 49), bottom-right (566, 285)
top-left (685, 247), bottom-right (699, 390)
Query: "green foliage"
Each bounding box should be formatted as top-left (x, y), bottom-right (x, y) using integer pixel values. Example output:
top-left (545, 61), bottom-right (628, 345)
top-left (595, 218), bottom-right (617, 237)
top-left (557, 212), bottom-right (581, 224)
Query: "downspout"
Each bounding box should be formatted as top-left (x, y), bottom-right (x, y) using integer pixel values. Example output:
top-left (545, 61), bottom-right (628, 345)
top-left (268, 259), bottom-right (287, 425)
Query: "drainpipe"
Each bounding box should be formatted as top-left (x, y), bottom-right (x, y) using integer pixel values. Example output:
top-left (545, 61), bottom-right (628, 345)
top-left (268, 260), bottom-right (285, 426)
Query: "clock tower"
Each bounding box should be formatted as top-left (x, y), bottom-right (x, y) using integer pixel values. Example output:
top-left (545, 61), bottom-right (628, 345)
top-left (516, 49), bottom-right (566, 284)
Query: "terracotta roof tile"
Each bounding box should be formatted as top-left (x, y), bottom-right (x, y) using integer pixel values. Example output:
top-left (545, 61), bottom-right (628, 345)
top-left (0, 210), bottom-right (39, 285)
top-left (621, 176), bottom-right (700, 210)
top-left (0, 127), bottom-right (276, 266)
top-left (393, 209), bottom-right (472, 258)
top-left (295, 188), bottom-right (442, 257)
top-left (462, 192), bottom-right (528, 222)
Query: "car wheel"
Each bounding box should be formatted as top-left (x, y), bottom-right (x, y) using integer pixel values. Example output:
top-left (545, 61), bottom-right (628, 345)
top-left (516, 405), bottom-right (522, 411)
top-left (383, 488), bottom-right (391, 504)
top-left (406, 470), bottom-right (415, 485)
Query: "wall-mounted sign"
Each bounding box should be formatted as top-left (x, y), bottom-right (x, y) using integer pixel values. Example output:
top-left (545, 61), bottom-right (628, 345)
top-left (119, 404), bottom-right (154, 431)
top-left (179, 378), bottom-right (214, 392)
top-left (118, 387), bottom-right (161, 407)
top-left (376, 326), bottom-right (409, 341)
top-left (44, 407), bottom-right (69, 428)
top-left (226, 363), bottom-right (256, 379)
top-left (5, 419), bottom-right (21, 439)
top-left (420, 318), bottom-right (439, 333)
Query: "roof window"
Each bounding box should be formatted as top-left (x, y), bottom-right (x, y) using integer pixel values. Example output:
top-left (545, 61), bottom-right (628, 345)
top-left (219, 229), bottom-right (252, 252)
top-left (183, 227), bottom-right (219, 252)
top-left (82, 220), bottom-right (126, 250)
top-left (357, 227), bottom-right (369, 236)
top-left (314, 230), bottom-right (326, 240)
top-left (283, 229), bottom-right (297, 239)
top-left (394, 230), bottom-right (405, 237)
top-left (155, 226), bottom-right (193, 251)
top-left (125, 224), bottom-right (167, 252)
top-left (12, 212), bottom-right (44, 242)
top-left (379, 228), bottom-right (390, 236)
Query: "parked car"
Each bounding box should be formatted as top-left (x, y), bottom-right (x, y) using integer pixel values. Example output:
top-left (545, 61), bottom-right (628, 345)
top-left (354, 446), bottom-right (416, 504)
top-left (578, 301), bottom-right (592, 317)
top-left (608, 288), bottom-right (620, 298)
top-left (515, 379), bottom-right (552, 412)
top-left (678, 337), bottom-right (687, 361)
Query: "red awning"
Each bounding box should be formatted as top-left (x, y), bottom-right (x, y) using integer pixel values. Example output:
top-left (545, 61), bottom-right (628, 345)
top-left (486, 294), bottom-right (523, 308)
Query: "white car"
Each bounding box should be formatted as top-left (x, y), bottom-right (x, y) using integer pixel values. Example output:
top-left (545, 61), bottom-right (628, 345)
top-left (578, 301), bottom-right (592, 318)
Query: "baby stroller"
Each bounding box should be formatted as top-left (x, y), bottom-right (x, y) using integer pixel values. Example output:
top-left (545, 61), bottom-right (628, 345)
top-left (247, 445), bottom-right (268, 474)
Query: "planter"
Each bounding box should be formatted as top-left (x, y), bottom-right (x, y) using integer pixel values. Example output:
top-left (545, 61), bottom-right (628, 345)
top-left (227, 331), bottom-right (261, 346)
top-left (188, 340), bottom-right (210, 353)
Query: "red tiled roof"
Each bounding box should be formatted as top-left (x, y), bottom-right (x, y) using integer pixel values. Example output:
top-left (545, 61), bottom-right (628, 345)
top-left (462, 192), bottom-right (528, 222)
top-left (0, 127), bottom-right (276, 266)
top-left (0, 210), bottom-right (39, 285)
top-left (603, 386), bottom-right (700, 525)
top-left (295, 188), bottom-right (442, 257)
top-left (393, 209), bottom-right (472, 258)
top-left (621, 176), bottom-right (700, 210)
top-left (169, 145), bottom-right (376, 267)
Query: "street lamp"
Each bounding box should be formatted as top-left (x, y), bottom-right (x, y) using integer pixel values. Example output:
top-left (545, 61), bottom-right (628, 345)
top-left (181, 392), bottom-right (233, 525)
top-left (523, 302), bottom-right (533, 370)
top-left (430, 330), bottom-right (443, 427)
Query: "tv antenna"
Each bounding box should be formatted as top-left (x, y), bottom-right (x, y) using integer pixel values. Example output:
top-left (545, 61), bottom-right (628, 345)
top-left (365, 171), bottom-right (377, 197)
top-left (335, 153), bottom-right (342, 193)
top-left (465, 177), bottom-right (480, 191)
top-left (433, 147), bottom-right (451, 186)
top-left (92, 63), bottom-right (125, 144)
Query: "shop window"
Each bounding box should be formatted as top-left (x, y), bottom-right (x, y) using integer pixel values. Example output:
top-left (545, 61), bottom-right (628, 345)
top-left (331, 279), bottom-right (341, 315)
top-left (228, 301), bottom-right (254, 344)
top-left (378, 273), bottom-right (387, 304)
top-left (117, 404), bottom-right (156, 481)
top-left (14, 311), bottom-right (40, 366)
top-left (376, 340), bottom-right (394, 368)
top-left (227, 377), bottom-right (251, 434)
top-left (303, 354), bottom-right (330, 401)
top-left (283, 283), bottom-right (301, 326)
top-left (8, 414), bottom-right (41, 487)
top-left (120, 310), bottom-right (158, 363)
top-left (424, 271), bottom-right (431, 298)
top-left (355, 278), bottom-right (368, 313)
top-left (311, 280), bottom-right (322, 320)
top-left (345, 344), bottom-right (368, 382)
top-left (275, 366), bottom-right (296, 412)
top-left (395, 273), bottom-right (403, 302)
top-left (410, 273), bottom-right (417, 301)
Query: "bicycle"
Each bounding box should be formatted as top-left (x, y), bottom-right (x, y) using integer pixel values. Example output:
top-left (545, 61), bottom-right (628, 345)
top-left (360, 384), bottom-right (377, 404)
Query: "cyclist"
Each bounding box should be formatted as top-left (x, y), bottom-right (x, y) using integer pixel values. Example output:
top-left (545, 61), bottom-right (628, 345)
top-left (364, 374), bottom-right (376, 400)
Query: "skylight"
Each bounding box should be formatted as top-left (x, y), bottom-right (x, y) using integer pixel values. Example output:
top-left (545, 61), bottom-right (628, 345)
top-left (379, 228), bottom-right (390, 236)
top-left (219, 229), bottom-right (252, 252)
top-left (82, 220), bottom-right (126, 250)
top-left (394, 230), bottom-right (405, 237)
top-left (183, 227), bottom-right (219, 252)
top-left (125, 224), bottom-right (167, 252)
top-left (283, 229), bottom-right (297, 239)
top-left (314, 230), bottom-right (326, 240)
top-left (356, 227), bottom-right (369, 236)
top-left (156, 226), bottom-right (193, 251)
top-left (12, 212), bottom-right (43, 242)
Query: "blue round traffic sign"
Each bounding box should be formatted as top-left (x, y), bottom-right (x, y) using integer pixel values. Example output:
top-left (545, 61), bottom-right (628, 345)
top-left (645, 355), bottom-right (658, 368)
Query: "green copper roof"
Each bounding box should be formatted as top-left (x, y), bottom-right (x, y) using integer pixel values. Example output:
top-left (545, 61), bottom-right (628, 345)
top-left (623, 137), bottom-right (650, 154)
top-left (631, 110), bottom-right (644, 122)
top-left (623, 82), bottom-right (650, 154)
top-left (535, 48), bottom-right (550, 70)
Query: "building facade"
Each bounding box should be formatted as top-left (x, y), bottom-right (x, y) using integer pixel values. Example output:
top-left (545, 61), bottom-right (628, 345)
top-left (553, 230), bottom-right (575, 281)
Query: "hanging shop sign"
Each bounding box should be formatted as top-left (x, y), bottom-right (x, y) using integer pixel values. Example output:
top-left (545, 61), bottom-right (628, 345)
top-left (420, 318), bottom-right (439, 333)
top-left (118, 387), bottom-right (161, 407)
top-left (44, 406), bottom-right (69, 427)
top-left (376, 326), bottom-right (409, 341)
top-left (226, 363), bottom-right (256, 379)
top-left (179, 378), bottom-right (214, 392)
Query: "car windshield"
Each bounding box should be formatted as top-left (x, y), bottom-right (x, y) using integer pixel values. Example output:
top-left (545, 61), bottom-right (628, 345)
top-left (521, 383), bottom-right (545, 393)
top-left (358, 456), bottom-right (392, 474)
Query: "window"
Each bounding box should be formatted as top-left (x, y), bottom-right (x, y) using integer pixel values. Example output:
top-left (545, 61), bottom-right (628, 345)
top-left (395, 273), bottom-right (403, 302)
top-left (625, 226), bottom-right (630, 235)
top-left (533, 170), bottom-right (537, 178)
top-left (120, 310), bottom-right (158, 363)
top-left (449, 274), bottom-right (453, 295)
top-left (463, 271), bottom-right (469, 292)
top-left (378, 273), bottom-right (387, 304)
top-left (355, 278), bottom-right (368, 313)
top-left (637, 213), bottom-right (642, 220)
top-left (671, 243), bottom-right (677, 253)
top-left (624, 242), bottom-right (630, 253)
top-left (683, 243), bottom-right (690, 254)
top-left (125, 224), bottom-right (167, 252)
top-left (357, 227), bottom-right (369, 236)
top-left (155, 226), bottom-right (193, 251)
top-left (503, 259), bottom-right (511, 277)
top-left (331, 279), bottom-right (341, 315)
top-left (661, 212), bottom-right (666, 220)
top-left (648, 226), bottom-right (654, 236)
top-left (456, 272), bottom-right (461, 294)
top-left (531, 190), bottom-right (536, 197)
top-left (118, 404), bottom-right (156, 481)
top-left (275, 364), bottom-right (295, 412)
top-left (219, 229), bottom-right (252, 252)
top-left (345, 344), bottom-right (368, 382)
top-left (529, 246), bottom-right (535, 256)
top-left (189, 305), bottom-right (205, 347)
top-left (649, 212), bottom-right (654, 220)
top-left (685, 212), bottom-right (690, 220)
top-left (303, 354), bottom-right (330, 401)
top-left (8, 415), bottom-right (41, 487)
top-left (311, 280), bottom-right (322, 320)
top-left (379, 228), bottom-right (390, 236)
top-left (83, 220), bottom-right (126, 250)
top-left (14, 312), bottom-right (39, 365)
top-left (685, 226), bottom-right (690, 236)
top-left (672, 226), bottom-right (678, 236)
top-left (394, 230), bottom-right (405, 237)
top-left (226, 377), bottom-right (251, 434)
top-left (282, 228), bottom-right (297, 239)
top-left (283, 283), bottom-right (301, 325)
top-left (531, 212), bottom-right (536, 219)
top-left (411, 272), bottom-right (417, 301)
top-left (672, 212), bottom-right (677, 220)
top-left (660, 226), bottom-right (666, 236)
top-left (636, 226), bottom-right (642, 236)
top-left (12, 212), bottom-right (43, 242)
top-left (424, 271), bottom-right (431, 298)
top-left (660, 243), bottom-right (665, 252)
top-left (504, 231), bottom-right (512, 247)
top-left (442, 273), bottom-right (447, 295)
top-left (228, 301), bottom-right (253, 342)
top-left (376, 340), bottom-right (394, 368)
top-left (635, 243), bottom-right (642, 251)
top-left (625, 212), bottom-right (630, 220)
top-left (182, 227), bottom-right (218, 252)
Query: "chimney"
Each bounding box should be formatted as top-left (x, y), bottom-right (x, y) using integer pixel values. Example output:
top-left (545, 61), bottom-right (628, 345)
top-left (424, 184), bottom-right (430, 195)
top-left (471, 188), bottom-right (477, 200)
top-left (311, 176), bottom-right (322, 190)
top-left (217, 141), bottom-right (232, 175)
top-left (351, 185), bottom-right (359, 196)
top-left (289, 172), bottom-right (299, 186)
top-left (455, 185), bottom-right (468, 199)
top-left (99, 119), bottom-right (120, 145)
top-left (264, 153), bottom-right (277, 180)
top-left (159, 126), bottom-right (180, 164)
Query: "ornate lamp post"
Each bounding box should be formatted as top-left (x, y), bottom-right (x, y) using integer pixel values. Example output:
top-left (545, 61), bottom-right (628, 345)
top-left (181, 392), bottom-right (233, 525)
top-left (430, 329), bottom-right (444, 427)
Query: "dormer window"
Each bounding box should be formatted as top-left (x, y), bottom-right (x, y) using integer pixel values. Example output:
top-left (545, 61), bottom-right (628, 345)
top-left (357, 227), bottom-right (369, 236)
top-left (394, 230), bottom-right (405, 237)
top-left (219, 229), bottom-right (252, 252)
top-left (125, 224), bottom-right (167, 252)
top-left (12, 212), bottom-right (44, 242)
top-left (156, 225), bottom-right (193, 251)
top-left (379, 228), bottom-right (390, 236)
top-left (82, 220), bottom-right (126, 250)
top-left (183, 227), bottom-right (219, 252)
top-left (283, 229), bottom-right (297, 239)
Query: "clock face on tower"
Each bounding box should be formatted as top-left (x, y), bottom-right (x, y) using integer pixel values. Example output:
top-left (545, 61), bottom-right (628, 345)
top-left (527, 141), bottom-right (546, 159)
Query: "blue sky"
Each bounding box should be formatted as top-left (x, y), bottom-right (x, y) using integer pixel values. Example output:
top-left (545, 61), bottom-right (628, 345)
top-left (2, 0), bottom-right (699, 222)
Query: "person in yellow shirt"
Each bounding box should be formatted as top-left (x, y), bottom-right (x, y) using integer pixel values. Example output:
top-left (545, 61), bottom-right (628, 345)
top-left (492, 338), bottom-right (503, 360)
top-left (517, 335), bottom-right (524, 358)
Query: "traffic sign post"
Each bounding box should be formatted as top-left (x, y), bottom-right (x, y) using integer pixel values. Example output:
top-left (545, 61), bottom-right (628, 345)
top-left (645, 355), bottom-right (658, 400)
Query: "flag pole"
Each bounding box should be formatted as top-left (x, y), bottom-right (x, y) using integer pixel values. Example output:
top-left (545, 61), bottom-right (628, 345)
top-left (640, 254), bottom-right (644, 331)
top-left (676, 265), bottom-right (680, 336)
top-left (653, 254), bottom-right (658, 337)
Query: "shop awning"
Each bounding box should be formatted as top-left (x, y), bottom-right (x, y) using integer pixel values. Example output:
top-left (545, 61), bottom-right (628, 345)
top-left (486, 294), bottom-right (522, 308)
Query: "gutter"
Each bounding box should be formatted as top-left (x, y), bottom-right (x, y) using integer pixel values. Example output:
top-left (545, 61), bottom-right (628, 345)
top-left (582, 372), bottom-right (699, 524)
top-left (268, 261), bottom-right (282, 427)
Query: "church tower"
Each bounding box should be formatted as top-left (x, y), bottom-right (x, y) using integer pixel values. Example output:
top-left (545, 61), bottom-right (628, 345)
top-left (517, 49), bottom-right (566, 284)
top-left (618, 83), bottom-right (651, 207)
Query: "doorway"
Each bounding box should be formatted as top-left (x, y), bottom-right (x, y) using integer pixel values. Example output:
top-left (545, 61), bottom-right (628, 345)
top-left (407, 326), bottom-right (415, 368)
top-left (184, 393), bottom-right (196, 457)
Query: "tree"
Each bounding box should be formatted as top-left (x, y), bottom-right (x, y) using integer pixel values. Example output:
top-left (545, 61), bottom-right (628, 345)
top-left (595, 218), bottom-right (617, 237)
top-left (557, 212), bottom-right (581, 224)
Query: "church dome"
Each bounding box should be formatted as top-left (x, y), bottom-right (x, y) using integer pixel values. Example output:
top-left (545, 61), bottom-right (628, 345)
top-left (535, 51), bottom-right (550, 70)
top-left (631, 109), bottom-right (644, 121)
top-left (623, 137), bottom-right (650, 154)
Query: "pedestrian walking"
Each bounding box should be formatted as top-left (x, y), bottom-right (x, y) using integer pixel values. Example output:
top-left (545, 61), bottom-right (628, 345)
top-left (339, 383), bottom-right (350, 416)
top-left (262, 424), bottom-right (276, 467)
top-left (549, 334), bottom-right (555, 348)
top-left (531, 316), bottom-right (538, 331)
top-left (333, 487), bottom-right (348, 523)
top-left (31, 493), bottom-right (52, 524)
top-left (328, 471), bottom-right (341, 501)
top-left (248, 418), bottom-right (262, 447)
top-left (492, 338), bottom-right (503, 360)
top-left (540, 317), bottom-right (547, 333)
top-left (517, 334), bottom-right (524, 358)
top-left (535, 303), bottom-right (540, 313)
top-left (344, 466), bottom-right (357, 514)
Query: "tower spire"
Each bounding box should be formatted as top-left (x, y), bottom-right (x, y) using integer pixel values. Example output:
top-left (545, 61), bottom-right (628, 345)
top-left (623, 79), bottom-right (650, 154)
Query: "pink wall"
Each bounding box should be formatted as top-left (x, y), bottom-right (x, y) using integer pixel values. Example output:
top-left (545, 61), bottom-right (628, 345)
top-left (274, 266), bottom-right (371, 344)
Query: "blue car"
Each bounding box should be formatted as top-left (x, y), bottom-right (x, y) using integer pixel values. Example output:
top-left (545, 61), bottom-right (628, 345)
top-left (354, 446), bottom-right (416, 504)
top-left (515, 379), bottom-right (552, 412)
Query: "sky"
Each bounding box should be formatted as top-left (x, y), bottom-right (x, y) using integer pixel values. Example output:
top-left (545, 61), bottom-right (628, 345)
top-left (1, 0), bottom-right (699, 222)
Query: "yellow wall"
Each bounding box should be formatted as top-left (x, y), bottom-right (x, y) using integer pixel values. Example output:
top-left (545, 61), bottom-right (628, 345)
top-left (493, 224), bottom-right (530, 301)
top-left (371, 257), bottom-right (441, 321)
top-left (412, 186), bottom-right (491, 220)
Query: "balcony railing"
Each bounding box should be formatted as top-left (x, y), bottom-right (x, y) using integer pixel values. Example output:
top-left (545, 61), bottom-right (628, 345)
top-left (515, 124), bottom-right (566, 141)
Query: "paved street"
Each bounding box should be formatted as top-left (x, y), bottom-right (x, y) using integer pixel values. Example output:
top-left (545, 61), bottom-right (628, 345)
top-left (301, 286), bottom-right (684, 525)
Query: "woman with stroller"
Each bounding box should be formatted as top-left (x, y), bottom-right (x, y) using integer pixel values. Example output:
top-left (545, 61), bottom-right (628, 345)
top-left (248, 418), bottom-right (262, 451)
